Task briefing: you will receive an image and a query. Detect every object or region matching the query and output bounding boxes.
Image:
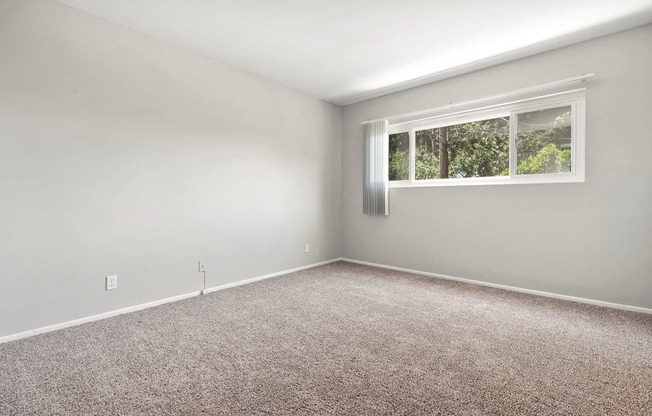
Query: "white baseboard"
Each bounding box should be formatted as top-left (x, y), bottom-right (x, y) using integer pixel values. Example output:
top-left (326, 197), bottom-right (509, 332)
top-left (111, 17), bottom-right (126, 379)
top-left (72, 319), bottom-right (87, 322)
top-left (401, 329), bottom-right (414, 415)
top-left (0, 258), bottom-right (343, 345)
top-left (342, 258), bottom-right (652, 315)
top-left (7, 256), bottom-right (643, 345)
top-left (201, 258), bottom-right (342, 295)
top-left (0, 291), bottom-right (201, 345)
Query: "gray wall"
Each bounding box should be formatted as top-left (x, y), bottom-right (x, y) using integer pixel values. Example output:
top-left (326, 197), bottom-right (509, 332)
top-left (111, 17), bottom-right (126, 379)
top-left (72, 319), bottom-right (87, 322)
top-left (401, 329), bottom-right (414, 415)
top-left (0, 0), bottom-right (342, 337)
top-left (342, 24), bottom-right (652, 309)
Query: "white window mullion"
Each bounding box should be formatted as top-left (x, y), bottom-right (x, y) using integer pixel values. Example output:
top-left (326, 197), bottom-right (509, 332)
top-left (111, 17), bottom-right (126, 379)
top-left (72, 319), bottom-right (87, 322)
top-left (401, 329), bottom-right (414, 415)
top-left (570, 102), bottom-right (577, 175)
top-left (409, 128), bottom-right (416, 182)
top-left (509, 111), bottom-right (517, 178)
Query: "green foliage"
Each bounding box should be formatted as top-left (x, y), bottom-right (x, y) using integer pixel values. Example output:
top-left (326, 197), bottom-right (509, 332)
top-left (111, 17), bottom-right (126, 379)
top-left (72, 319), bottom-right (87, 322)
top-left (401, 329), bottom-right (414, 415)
top-left (415, 144), bottom-right (439, 179)
top-left (448, 120), bottom-right (510, 178)
top-left (389, 133), bottom-right (409, 181)
top-left (515, 144), bottom-right (571, 174)
top-left (414, 117), bottom-right (509, 179)
top-left (511, 108), bottom-right (572, 174)
top-left (389, 149), bottom-right (409, 181)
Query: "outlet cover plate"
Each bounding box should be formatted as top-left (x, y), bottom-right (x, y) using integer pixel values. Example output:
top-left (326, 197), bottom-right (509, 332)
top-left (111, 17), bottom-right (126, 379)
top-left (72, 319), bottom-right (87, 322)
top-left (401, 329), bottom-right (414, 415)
top-left (106, 275), bottom-right (118, 291)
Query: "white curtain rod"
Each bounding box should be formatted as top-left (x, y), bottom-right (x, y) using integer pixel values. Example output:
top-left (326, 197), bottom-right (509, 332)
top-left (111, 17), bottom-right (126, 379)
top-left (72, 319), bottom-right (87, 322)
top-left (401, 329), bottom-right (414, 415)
top-left (361, 73), bottom-right (595, 125)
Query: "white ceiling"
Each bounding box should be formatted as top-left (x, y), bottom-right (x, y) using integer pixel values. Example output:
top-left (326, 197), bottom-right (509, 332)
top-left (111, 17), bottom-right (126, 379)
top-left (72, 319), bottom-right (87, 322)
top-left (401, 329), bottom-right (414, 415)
top-left (56, 0), bottom-right (652, 106)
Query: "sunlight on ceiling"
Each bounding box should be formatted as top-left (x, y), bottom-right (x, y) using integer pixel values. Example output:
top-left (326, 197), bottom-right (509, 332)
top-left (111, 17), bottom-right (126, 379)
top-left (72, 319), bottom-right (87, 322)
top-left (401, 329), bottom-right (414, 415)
top-left (56, 0), bottom-right (652, 105)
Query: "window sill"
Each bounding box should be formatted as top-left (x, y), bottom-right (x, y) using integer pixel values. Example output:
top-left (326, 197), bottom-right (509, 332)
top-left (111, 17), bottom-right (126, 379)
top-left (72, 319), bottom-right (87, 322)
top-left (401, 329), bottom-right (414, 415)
top-left (388, 174), bottom-right (585, 188)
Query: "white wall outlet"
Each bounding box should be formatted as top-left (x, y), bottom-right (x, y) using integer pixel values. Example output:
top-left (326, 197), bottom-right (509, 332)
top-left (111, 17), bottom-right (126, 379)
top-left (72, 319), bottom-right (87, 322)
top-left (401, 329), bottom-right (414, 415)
top-left (198, 260), bottom-right (207, 272)
top-left (304, 243), bottom-right (310, 253)
top-left (106, 275), bottom-right (118, 291)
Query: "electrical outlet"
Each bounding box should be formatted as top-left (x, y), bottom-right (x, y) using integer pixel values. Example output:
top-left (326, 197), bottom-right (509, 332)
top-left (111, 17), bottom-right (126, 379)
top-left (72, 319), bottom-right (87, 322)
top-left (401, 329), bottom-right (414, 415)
top-left (198, 260), bottom-right (207, 272)
top-left (106, 275), bottom-right (118, 291)
top-left (304, 243), bottom-right (310, 253)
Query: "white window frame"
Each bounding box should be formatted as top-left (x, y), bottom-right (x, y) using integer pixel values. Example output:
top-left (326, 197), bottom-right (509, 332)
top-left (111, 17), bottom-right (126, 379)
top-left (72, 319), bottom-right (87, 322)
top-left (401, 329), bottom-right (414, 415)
top-left (387, 89), bottom-right (585, 188)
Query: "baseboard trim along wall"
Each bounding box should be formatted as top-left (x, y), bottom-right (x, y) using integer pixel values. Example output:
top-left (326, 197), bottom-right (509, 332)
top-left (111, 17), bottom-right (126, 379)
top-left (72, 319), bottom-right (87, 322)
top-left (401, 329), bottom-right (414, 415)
top-left (201, 258), bottom-right (342, 295)
top-left (342, 258), bottom-right (652, 315)
top-left (4, 256), bottom-right (648, 344)
top-left (0, 291), bottom-right (201, 345)
top-left (0, 258), bottom-right (342, 345)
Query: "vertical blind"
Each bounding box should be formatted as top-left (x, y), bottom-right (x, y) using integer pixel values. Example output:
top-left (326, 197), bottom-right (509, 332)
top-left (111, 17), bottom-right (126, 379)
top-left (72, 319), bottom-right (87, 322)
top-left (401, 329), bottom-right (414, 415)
top-left (362, 120), bottom-right (389, 216)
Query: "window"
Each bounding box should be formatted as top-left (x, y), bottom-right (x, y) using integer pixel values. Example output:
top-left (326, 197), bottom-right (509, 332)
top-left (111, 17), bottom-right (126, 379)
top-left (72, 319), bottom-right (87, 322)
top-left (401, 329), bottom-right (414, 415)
top-left (387, 90), bottom-right (585, 187)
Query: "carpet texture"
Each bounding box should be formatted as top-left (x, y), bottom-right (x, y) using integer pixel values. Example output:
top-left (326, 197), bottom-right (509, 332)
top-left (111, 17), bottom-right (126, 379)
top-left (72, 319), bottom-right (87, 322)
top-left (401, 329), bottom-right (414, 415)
top-left (1, 261), bottom-right (651, 415)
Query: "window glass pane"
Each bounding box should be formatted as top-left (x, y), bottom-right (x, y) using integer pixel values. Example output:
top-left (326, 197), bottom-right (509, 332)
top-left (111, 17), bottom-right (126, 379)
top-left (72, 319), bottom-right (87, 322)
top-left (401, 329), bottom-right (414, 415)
top-left (389, 132), bottom-right (409, 181)
top-left (415, 116), bottom-right (510, 180)
top-left (414, 128), bottom-right (439, 180)
top-left (516, 106), bottom-right (572, 175)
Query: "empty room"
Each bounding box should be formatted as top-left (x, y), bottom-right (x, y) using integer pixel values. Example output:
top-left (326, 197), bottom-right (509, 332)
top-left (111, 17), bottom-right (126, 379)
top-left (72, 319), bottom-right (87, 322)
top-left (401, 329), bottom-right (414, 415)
top-left (1, 0), bottom-right (651, 414)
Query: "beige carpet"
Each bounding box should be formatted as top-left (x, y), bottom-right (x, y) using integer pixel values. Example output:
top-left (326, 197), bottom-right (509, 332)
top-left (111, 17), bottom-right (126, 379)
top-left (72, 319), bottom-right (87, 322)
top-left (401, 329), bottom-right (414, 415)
top-left (1, 261), bottom-right (651, 415)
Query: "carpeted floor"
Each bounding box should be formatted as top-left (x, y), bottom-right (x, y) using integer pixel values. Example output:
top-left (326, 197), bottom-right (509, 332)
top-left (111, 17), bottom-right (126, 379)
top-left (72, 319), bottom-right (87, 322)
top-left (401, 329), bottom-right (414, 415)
top-left (1, 261), bottom-right (651, 415)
